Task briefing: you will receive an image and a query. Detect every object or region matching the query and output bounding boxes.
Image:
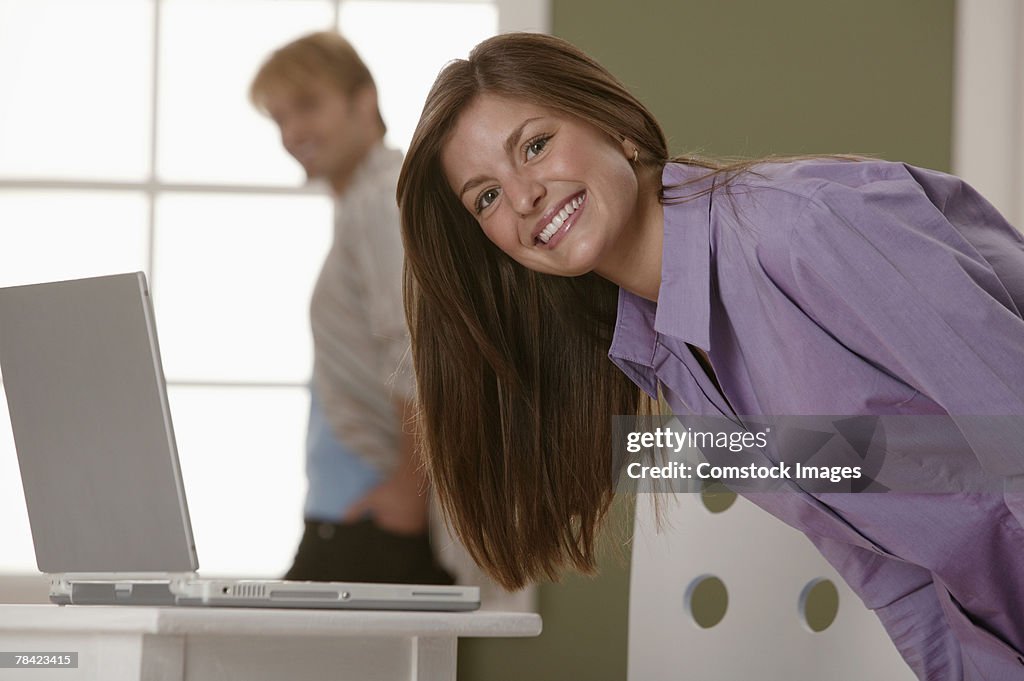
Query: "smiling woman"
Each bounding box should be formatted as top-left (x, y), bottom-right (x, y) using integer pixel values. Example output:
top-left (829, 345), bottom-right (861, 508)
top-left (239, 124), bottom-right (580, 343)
top-left (397, 33), bottom-right (667, 591)
top-left (397, 32), bottom-right (1024, 679)
top-left (396, 30), bottom-right (862, 591)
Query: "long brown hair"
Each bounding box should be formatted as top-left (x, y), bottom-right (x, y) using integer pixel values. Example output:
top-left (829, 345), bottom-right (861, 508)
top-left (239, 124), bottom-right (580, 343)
top-left (398, 32), bottom-right (874, 590)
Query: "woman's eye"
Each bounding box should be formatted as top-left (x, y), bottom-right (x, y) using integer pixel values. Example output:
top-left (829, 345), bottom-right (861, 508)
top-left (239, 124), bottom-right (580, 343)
top-left (475, 188), bottom-right (500, 213)
top-left (525, 136), bottom-right (550, 161)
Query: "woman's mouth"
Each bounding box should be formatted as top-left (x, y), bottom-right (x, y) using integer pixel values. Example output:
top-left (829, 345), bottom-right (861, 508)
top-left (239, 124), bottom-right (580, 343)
top-left (535, 191), bottom-right (586, 246)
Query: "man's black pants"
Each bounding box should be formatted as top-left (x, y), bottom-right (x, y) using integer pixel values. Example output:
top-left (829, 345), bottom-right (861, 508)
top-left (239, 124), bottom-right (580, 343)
top-left (285, 518), bottom-right (455, 585)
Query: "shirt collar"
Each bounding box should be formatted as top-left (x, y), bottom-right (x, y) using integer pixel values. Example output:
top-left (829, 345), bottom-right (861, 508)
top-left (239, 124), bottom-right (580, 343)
top-left (654, 162), bottom-right (715, 351)
top-left (342, 141), bottom-right (402, 198)
top-left (608, 162), bottom-right (715, 390)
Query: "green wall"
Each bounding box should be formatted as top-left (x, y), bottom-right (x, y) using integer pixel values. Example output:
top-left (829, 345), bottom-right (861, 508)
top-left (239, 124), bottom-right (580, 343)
top-left (458, 2), bottom-right (955, 679)
top-left (554, 0), bottom-right (955, 171)
top-left (458, 496), bottom-right (634, 681)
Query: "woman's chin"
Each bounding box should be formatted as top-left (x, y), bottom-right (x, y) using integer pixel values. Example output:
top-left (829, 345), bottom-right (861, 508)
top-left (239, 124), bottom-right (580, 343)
top-left (535, 241), bottom-right (605, 278)
top-left (527, 255), bottom-right (597, 279)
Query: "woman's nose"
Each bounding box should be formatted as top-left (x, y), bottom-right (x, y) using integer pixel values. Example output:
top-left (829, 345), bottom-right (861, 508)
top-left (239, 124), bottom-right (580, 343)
top-left (507, 177), bottom-right (545, 216)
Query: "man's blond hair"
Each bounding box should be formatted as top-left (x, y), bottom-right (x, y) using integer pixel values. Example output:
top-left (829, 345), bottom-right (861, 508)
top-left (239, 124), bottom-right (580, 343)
top-left (250, 31), bottom-right (385, 133)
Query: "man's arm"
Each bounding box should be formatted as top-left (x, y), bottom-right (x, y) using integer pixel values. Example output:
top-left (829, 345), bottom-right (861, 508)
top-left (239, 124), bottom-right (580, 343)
top-left (342, 397), bottom-right (429, 534)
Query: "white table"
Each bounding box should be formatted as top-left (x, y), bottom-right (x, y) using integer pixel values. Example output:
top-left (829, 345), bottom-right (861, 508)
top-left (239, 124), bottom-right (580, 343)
top-left (0, 605), bottom-right (541, 680)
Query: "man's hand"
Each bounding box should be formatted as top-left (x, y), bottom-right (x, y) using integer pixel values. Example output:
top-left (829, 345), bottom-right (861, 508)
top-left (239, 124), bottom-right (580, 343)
top-left (342, 465), bottom-right (429, 535)
top-left (341, 397), bottom-right (428, 535)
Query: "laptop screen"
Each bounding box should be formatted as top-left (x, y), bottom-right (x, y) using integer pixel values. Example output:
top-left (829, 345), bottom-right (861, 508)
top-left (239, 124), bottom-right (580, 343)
top-left (0, 273), bottom-right (198, 573)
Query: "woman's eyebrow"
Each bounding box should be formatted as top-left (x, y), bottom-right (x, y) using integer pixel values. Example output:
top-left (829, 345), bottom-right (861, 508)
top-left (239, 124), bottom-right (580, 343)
top-left (459, 117), bottom-right (543, 199)
top-left (503, 117), bottom-right (542, 156)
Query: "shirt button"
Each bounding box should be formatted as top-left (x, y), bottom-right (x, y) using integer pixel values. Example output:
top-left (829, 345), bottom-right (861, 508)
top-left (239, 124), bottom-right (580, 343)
top-left (317, 523), bottom-right (335, 540)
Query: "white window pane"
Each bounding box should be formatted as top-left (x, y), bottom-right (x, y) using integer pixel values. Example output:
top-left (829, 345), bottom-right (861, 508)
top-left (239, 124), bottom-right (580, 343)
top-left (0, 191), bottom-right (150, 288)
top-left (158, 0), bottom-right (334, 185)
top-left (0, 0), bottom-right (152, 181)
top-left (168, 386), bottom-right (307, 577)
top-left (0, 389), bottom-right (36, 573)
top-left (153, 193), bottom-right (333, 383)
top-left (339, 2), bottom-right (498, 151)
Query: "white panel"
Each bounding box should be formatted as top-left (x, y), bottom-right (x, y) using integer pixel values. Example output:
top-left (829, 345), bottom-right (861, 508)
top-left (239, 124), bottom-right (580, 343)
top-left (0, 0), bottom-right (152, 181)
top-left (0, 190), bottom-right (149, 288)
top-left (1019, 5), bottom-right (1024, 231)
top-left (167, 386), bottom-right (308, 577)
top-left (495, 0), bottom-right (549, 33)
top-left (158, 0), bottom-right (334, 185)
top-left (629, 491), bottom-right (916, 680)
top-left (339, 1), bottom-right (498, 151)
top-left (182, 636), bottom-right (411, 681)
top-left (952, 0), bottom-right (1023, 229)
top-left (152, 192), bottom-right (332, 383)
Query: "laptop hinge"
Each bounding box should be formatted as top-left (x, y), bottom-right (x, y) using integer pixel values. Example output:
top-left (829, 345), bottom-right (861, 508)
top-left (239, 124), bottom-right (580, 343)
top-left (50, 571), bottom-right (198, 583)
top-left (48, 572), bottom-right (199, 606)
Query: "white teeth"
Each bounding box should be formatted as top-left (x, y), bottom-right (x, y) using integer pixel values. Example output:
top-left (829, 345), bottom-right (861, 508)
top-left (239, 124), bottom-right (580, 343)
top-left (538, 223), bottom-right (558, 243)
top-left (536, 192), bottom-right (585, 242)
top-left (537, 192), bottom-right (585, 244)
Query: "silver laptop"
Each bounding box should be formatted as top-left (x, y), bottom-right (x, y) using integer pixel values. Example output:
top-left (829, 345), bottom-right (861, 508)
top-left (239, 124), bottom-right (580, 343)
top-left (0, 272), bottom-right (479, 611)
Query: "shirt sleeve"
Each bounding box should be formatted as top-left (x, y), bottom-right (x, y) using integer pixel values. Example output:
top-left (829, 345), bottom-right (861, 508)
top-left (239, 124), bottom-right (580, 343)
top-left (806, 534), bottom-right (965, 677)
top-left (784, 168), bottom-right (1024, 477)
top-left (350, 180), bottom-right (416, 401)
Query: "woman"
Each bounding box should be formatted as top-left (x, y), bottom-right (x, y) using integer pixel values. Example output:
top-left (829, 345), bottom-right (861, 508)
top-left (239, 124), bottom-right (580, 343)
top-left (397, 32), bottom-right (1024, 678)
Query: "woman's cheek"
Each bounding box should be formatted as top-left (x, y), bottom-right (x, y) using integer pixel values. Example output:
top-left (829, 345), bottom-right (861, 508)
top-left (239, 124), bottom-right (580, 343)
top-left (480, 219), bottom-right (515, 256)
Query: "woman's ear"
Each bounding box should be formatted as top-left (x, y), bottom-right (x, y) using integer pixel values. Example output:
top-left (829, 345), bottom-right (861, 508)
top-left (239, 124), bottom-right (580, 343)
top-left (621, 138), bottom-right (640, 164)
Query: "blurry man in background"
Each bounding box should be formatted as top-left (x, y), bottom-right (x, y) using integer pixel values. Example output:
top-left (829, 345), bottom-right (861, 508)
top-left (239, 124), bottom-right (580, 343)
top-left (250, 31), bottom-right (451, 585)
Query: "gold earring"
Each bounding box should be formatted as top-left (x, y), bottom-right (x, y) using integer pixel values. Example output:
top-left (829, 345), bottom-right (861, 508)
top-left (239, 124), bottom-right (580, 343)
top-left (632, 148), bottom-right (639, 163)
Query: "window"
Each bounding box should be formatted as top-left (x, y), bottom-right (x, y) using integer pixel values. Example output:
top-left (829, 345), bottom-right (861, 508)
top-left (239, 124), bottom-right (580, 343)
top-left (0, 0), bottom-right (548, 575)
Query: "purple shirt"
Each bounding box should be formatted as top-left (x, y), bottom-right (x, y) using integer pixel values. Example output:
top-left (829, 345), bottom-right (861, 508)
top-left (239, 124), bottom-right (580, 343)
top-left (610, 160), bottom-right (1024, 679)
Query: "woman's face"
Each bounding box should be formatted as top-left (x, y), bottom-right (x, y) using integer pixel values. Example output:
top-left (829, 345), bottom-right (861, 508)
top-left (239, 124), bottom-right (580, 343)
top-left (441, 94), bottom-right (639, 278)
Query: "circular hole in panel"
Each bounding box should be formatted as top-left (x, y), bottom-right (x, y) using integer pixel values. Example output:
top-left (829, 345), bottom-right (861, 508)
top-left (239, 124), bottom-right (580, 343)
top-left (799, 578), bottom-right (839, 632)
top-left (700, 478), bottom-right (737, 514)
top-left (684, 575), bottom-right (728, 629)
